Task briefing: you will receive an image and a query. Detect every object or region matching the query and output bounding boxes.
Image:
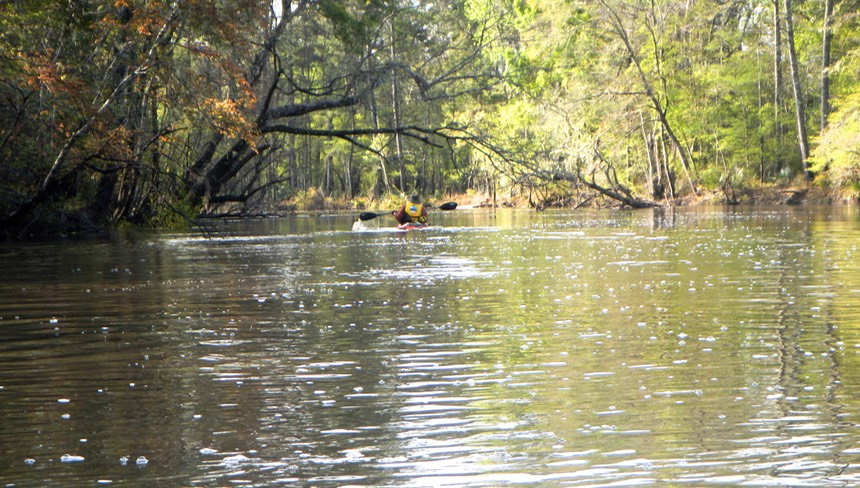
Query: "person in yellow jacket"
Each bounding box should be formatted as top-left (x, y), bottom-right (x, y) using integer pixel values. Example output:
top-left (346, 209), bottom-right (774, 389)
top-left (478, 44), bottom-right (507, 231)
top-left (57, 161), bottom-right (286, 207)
top-left (392, 194), bottom-right (428, 225)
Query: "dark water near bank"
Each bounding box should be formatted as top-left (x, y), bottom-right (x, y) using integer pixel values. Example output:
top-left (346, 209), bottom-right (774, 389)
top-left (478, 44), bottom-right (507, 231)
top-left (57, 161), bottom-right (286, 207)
top-left (2, 206), bottom-right (860, 487)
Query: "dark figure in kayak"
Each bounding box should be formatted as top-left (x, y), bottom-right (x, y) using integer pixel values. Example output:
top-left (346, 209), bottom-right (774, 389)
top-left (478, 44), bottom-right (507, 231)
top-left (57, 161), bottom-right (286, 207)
top-left (392, 194), bottom-right (428, 225)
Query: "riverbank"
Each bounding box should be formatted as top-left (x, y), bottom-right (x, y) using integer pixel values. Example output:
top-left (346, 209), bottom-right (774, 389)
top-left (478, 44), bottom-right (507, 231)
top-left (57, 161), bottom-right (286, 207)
top-left (275, 183), bottom-right (851, 215)
top-left (3, 184), bottom-right (852, 241)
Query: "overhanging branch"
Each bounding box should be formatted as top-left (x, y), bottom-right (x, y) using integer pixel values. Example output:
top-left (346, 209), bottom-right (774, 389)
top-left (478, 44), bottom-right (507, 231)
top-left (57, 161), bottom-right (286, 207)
top-left (264, 96), bottom-right (359, 120)
top-left (261, 124), bottom-right (445, 148)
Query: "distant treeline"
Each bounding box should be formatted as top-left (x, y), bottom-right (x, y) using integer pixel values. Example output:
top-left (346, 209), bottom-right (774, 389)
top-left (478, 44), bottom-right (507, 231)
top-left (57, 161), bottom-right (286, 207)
top-left (2, 0), bottom-right (859, 237)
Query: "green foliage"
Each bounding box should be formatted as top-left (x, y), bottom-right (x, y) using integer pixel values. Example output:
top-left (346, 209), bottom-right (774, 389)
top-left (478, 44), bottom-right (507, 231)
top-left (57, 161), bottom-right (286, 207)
top-left (291, 187), bottom-right (329, 211)
top-left (316, 0), bottom-right (377, 48)
top-left (810, 14), bottom-right (860, 194)
top-left (147, 200), bottom-right (195, 230)
top-left (811, 91), bottom-right (860, 190)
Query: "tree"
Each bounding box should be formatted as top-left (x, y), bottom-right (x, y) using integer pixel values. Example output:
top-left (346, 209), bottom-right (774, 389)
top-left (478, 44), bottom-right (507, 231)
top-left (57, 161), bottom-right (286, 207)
top-left (809, 0), bottom-right (860, 196)
top-left (180, 0), bottom-right (514, 213)
top-left (0, 1), bottom-right (184, 234)
top-left (821, 0), bottom-right (835, 130)
top-left (0, 0), bottom-right (513, 236)
top-left (783, 0), bottom-right (811, 178)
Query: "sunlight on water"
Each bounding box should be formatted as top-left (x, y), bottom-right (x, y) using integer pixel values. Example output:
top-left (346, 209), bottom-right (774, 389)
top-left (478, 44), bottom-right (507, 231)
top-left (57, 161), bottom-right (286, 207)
top-left (1, 207), bottom-right (860, 486)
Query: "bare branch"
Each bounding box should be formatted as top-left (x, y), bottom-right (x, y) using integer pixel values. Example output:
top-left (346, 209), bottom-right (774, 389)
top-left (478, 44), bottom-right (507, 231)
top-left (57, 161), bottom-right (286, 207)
top-left (265, 96), bottom-right (359, 120)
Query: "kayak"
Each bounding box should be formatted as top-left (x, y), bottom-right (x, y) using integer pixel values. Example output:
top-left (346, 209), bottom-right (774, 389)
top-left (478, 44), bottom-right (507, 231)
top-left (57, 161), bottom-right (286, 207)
top-left (396, 223), bottom-right (430, 231)
top-left (351, 220), bottom-right (432, 232)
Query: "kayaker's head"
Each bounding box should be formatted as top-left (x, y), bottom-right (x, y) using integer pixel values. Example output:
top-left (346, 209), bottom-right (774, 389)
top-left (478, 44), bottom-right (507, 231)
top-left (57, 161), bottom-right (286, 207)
top-left (409, 194), bottom-right (421, 204)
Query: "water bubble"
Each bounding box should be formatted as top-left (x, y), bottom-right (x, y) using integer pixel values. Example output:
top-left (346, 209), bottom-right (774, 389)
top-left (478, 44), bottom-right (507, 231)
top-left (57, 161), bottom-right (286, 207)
top-left (222, 454), bottom-right (250, 465)
top-left (61, 454), bottom-right (85, 463)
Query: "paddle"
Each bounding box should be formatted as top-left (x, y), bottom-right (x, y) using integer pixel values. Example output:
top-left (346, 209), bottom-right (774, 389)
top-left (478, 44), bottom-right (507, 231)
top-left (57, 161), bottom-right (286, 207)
top-left (358, 210), bottom-right (393, 221)
top-left (358, 201), bottom-right (458, 221)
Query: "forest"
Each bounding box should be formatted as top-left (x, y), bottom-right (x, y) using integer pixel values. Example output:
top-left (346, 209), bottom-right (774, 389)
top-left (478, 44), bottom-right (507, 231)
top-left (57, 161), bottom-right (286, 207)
top-left (1, 0), bottom-right (859, 238)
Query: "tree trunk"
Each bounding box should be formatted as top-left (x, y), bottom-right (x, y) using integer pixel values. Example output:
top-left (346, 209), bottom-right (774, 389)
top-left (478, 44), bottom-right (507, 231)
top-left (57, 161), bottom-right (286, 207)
top-left (783, 0), bottom-right (811, 178)
top-left (324, 154), bottom-right (333, 195)
top-left (773, 0), bottom-right (784, 179)
top-left (640, 111), bottom-right (663, 199)
top-left (346, 140), bottom-right (355, 199)
top-left (369, 88), bottom-right (392, 197)
top-left (659, 129), bottom-right (676, 199)
top-left (390, 22), bottom-right (406, 193)
top-left (821, 0), bottom-right (834, 129)
top-left (756, 59), bottom-right (766, 182)
top-left (599, 0), bottom-right (696, 196)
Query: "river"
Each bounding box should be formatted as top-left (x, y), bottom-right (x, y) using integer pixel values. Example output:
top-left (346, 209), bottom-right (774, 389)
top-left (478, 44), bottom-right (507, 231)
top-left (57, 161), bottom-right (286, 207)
top-left (1, 206), bottom-right (860, 486)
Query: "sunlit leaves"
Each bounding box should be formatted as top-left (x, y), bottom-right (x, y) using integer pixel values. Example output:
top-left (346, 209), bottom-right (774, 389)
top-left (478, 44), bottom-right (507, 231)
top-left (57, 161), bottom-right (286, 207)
top-left (203, 98), bottom-right (258, 141)
top-left (811, 91), bottom-right (860, 192)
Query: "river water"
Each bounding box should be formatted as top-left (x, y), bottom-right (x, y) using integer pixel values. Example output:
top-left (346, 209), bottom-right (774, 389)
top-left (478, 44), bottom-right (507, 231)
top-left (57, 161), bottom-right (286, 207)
top-left (2, 206), bottom-right (860, 487)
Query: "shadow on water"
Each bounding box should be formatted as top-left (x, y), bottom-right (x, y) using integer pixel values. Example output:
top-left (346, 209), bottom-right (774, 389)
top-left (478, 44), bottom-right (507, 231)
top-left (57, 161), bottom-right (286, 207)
top-left (2, 206), bottom-right (860, 486)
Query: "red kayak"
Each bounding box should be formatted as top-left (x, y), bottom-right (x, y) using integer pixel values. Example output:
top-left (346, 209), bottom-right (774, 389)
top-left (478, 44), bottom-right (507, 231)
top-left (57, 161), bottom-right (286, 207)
top-left (396, 223), bottom-right (431, 231)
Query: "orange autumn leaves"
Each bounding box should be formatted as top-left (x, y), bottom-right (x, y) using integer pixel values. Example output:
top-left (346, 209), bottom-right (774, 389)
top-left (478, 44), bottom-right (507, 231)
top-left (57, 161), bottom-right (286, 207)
top-left (202, 97), bottom-right (258, 142)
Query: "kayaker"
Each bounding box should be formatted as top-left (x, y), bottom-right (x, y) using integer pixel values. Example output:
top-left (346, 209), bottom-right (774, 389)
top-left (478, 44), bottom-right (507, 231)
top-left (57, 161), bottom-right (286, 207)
top-left (392, 194), bottom-right (428, 225)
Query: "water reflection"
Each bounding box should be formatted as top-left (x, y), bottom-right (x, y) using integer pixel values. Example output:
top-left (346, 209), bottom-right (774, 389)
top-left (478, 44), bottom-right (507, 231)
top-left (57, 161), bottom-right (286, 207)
top-left (1, 207), bottom-right (860, 486)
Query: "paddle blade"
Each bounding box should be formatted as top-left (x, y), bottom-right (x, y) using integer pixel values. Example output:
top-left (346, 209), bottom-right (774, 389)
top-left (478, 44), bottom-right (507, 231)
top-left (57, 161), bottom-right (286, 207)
top-left (359, 212), bottom-right (380, 221)
top-left (438, 202), bottom-right (457, 211)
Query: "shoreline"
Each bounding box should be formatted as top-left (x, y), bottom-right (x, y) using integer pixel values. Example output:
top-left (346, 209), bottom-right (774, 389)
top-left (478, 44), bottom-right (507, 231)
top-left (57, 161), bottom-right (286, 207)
top-left (231, 185), bottom-right (854, 219)
top-left (5, 185), bottom-right (855, 241)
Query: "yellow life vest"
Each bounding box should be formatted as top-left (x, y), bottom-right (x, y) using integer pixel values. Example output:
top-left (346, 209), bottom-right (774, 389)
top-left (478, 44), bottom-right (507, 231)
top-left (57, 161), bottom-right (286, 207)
top-left (405, 203), bottom-right (426, 223)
